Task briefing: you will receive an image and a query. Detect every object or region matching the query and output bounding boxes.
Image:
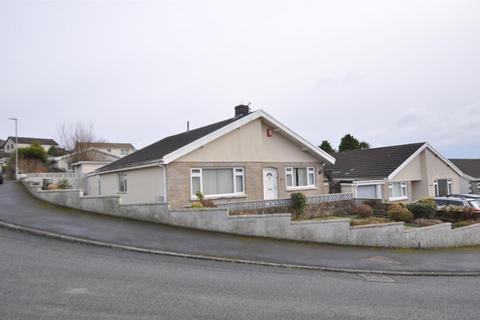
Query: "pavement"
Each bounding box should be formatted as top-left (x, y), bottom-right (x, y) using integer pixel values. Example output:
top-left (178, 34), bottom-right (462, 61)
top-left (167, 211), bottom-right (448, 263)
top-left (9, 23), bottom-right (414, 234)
top-left (1, 180), bottom-right (480, 274)
top-left (2, 227), bottom-right (480, 320)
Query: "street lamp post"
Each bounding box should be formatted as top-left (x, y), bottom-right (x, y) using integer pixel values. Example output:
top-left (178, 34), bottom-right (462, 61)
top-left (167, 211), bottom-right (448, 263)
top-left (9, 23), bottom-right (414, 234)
top-left (8, 118), bottom-right (18, 179)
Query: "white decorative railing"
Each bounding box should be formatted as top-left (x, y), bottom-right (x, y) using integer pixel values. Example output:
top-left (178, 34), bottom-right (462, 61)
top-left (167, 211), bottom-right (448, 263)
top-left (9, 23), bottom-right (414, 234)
top-left (218, 193), bottom-right (353, 211)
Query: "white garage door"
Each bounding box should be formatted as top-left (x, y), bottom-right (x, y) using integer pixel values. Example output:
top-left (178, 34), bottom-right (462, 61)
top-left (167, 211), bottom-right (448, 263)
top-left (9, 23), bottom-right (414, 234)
top-left (357, 185), bottom-right (377, 199)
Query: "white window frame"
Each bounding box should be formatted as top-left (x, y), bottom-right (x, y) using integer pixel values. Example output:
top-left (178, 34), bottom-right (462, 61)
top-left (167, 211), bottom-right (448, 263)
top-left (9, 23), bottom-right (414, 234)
top-left (389, 181), bottom-right (408, 201)
top-left (285, 166), bottom-right (316, 190)
top-left (447, 179), bottom-right (452, 195)
top-left (477, 182), bottom-right (480, 190)
top-left (118, 173), bottom-right (127, 193)
top-left (190, 167), bottom-right (245, 199)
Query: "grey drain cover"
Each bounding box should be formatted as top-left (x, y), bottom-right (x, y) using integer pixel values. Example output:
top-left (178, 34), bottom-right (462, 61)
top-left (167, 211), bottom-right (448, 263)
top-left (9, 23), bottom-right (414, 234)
top-left (358, 273), bottom-right (395, 283)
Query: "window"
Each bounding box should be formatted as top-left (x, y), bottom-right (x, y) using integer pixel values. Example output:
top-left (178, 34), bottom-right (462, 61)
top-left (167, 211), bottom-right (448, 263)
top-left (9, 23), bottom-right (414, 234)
top-left (118, 173), bottom-right (127, 193)
top-left (191, 168), bottom-right (244, 198)
top-left (477, 182), bottom-right (480, 190)
top-left (389, 182), bottom-right (407, 200)
top-left (434, 179), bottom-right (452, 196)
top-left (285, 167), bottom-right (315, 189)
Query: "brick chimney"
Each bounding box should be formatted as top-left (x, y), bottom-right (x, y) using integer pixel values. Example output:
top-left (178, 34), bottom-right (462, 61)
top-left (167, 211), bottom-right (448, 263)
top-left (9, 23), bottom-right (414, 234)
top-left (234, 104), bottom-right (250, 118)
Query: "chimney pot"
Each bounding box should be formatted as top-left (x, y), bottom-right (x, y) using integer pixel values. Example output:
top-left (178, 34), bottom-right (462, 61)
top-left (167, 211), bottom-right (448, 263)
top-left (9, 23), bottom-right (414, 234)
top-left (234, 105), bottom-right (250, 118)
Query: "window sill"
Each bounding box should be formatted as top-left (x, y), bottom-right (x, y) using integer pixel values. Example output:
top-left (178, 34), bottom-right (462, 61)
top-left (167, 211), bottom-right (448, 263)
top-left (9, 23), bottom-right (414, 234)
top-left (191, 194), bottom-right (247, 201)
top-left (118, 192), bottom-right (128, 194)
top-left (389, 196), bottom-right (408, 201)
top-left (286, 186), bottom-right (317, 192)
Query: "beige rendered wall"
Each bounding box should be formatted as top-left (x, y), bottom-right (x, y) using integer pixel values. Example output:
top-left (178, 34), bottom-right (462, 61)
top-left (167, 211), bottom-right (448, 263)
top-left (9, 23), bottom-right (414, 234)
top-left (99, 166), bottom-right (165, 204)
top-left (74, 163), bottom-right (109, 175)
top-left (423, 148), bottom-right (462, 196)
top-left (388, 148), bottom-right (462, 201)
top-left (86, 175), bottom-right (100, 195)
top-left (177, 119), bottom-right (319, 163)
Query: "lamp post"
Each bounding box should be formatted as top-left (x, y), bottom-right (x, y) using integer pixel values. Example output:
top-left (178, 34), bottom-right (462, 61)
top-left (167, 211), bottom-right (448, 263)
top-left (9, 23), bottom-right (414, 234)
top-left (8, 118), bottom-right (18, 179)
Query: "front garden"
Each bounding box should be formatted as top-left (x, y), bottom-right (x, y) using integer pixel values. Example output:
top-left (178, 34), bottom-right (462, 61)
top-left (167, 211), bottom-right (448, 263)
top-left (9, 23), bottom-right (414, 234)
top-left (292, 194), bottom-right (480, 229)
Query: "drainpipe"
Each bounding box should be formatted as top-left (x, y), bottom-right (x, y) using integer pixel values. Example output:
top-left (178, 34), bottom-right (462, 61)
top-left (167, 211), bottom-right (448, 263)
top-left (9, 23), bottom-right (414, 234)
top-left (159, 163), bottom-right (168, 203)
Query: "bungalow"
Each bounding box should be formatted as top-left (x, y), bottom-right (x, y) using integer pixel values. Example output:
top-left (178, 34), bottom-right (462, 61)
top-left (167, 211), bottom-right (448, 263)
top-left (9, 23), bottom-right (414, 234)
top-left (86, 106), bottom-right (335, 207)
top-left (2, 136), bottom-right (58, 153)
top-left (449, 159), bottom-right (480, 194)
top-left (325, 142), bottom-right (466, 202)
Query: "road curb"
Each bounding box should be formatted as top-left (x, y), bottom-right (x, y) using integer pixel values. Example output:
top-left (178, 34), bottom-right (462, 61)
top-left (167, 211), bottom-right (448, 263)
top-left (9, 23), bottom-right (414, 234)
top-left (1, 220), bottom-right (479, 277)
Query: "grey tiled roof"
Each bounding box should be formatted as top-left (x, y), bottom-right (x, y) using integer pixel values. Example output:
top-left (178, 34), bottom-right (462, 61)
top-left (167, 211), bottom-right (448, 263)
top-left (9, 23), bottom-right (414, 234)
top-left (449, 159), bottom-right (480, 178)
top-left (97, 117), bottom-right (240, 172)
top-left (326, 142), bottom-right (425, 180)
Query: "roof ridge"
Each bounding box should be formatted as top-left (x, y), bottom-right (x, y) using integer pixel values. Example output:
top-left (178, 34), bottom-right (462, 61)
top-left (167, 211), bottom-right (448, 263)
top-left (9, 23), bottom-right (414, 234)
top-left (334, 142), bottom-right (425, 154)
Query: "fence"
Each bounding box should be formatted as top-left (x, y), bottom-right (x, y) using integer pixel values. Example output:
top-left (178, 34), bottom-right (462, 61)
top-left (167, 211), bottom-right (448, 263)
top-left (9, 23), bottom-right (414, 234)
top-left (218, 193), bottom-right (353, 211)
top-left (24, 172), bottom-right (82, 178)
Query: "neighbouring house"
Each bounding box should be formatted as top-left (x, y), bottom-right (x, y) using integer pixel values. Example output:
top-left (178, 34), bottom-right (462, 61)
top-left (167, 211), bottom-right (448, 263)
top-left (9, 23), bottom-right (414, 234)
top-left (86, 105), bottom-right (335, 207)
top-left (2, 136), bottom-right (59, 153)
top-left (449, 159), bottom-right (480, 194)
top-left (52, 148), bottom-right (120, 172)
top-left (325, 142), bottom-right (467, 202)
top-left (75, 142), bottom-right (135, 157)
top-left (0, 139), bottom-right (5, 151)
top-left (0, 151), bottom-right (10, 165)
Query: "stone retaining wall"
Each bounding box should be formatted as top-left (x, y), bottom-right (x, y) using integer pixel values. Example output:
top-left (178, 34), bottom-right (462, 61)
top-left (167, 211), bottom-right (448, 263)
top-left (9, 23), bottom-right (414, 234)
top-left (21, 180), bottom-right (480, 248)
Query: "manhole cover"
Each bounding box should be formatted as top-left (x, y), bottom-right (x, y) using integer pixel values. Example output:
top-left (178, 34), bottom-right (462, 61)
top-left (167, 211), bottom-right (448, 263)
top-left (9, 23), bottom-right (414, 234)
top-left (358, 274), bottom-right (395, 283)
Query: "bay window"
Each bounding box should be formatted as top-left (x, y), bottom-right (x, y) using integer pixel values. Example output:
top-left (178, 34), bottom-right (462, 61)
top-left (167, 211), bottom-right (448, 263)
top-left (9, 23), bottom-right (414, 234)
top-left (285, 167), bottom-right (315, 189)
top-left (191, 167), bottom-right (244, 198)
top-left (389, 181), bottom-right (407, 200)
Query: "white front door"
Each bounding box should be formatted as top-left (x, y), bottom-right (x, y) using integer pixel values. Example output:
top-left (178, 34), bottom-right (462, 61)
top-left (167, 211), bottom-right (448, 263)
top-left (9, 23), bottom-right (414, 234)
top-left (263, 168), bottom-right (278, 200)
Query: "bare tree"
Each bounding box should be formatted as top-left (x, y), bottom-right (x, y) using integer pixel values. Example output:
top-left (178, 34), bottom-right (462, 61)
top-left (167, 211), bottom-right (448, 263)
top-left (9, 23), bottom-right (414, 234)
top-left (57, 122), bottom-right (104, 164)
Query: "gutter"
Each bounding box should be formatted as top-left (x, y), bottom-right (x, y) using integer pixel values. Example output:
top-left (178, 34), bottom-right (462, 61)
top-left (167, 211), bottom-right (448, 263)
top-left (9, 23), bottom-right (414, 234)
top-left (95, 160), bottom-right (162, 175)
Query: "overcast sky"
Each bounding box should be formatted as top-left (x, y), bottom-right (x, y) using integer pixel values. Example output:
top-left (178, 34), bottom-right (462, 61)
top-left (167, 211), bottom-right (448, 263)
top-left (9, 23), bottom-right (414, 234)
top-left (1, 0), bottom-right (479, 157)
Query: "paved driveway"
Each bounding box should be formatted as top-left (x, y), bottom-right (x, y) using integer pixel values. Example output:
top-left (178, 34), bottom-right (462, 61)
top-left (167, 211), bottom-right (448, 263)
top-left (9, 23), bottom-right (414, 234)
top-left (1, 181), bottom-right (479, 273)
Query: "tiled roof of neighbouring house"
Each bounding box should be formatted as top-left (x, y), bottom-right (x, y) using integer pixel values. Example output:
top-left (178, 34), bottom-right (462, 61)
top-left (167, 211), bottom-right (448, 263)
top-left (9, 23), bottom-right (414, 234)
top-left (325, 142), bottom-right (425, 180)
top-left (75, 142), bottom-right (135, 150)
top-left (449, 159), bottom-right (480, 179)
top-left (96, 117), bottom-right (241, 172)
top-left (5, 136), bottom-right (58, 146)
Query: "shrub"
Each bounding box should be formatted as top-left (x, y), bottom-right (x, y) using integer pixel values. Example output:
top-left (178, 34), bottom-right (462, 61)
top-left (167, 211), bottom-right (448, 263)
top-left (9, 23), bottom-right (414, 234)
top-left (195, 191), bottom-right (204, 201)
top-left (291, 192), bottom-right (307, 214)
top-left (453, 220), bottom-right (479, 228)
top-left (57, 179), bottom-right (71, 189)
top-left (17, 143), bottom-right (47, 163)
top-left (388, 204), bottom-right (413, 222)
top-left (352, 204), bottom-right (373, 218)
top-left (350, 216), bottom-right (390, 226)
top-left (200, 199), bottom-right (216, 208)
top-left (190, 201), bottom-right (204, 209)
top-left (406, 198), bottom-right (436, 219)
top-left (436, 205), bottom-right (477, 222)
top-left (193, 191), bottom-right (216, 207)
top-left (47, 146), bottom-right (67, 157)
